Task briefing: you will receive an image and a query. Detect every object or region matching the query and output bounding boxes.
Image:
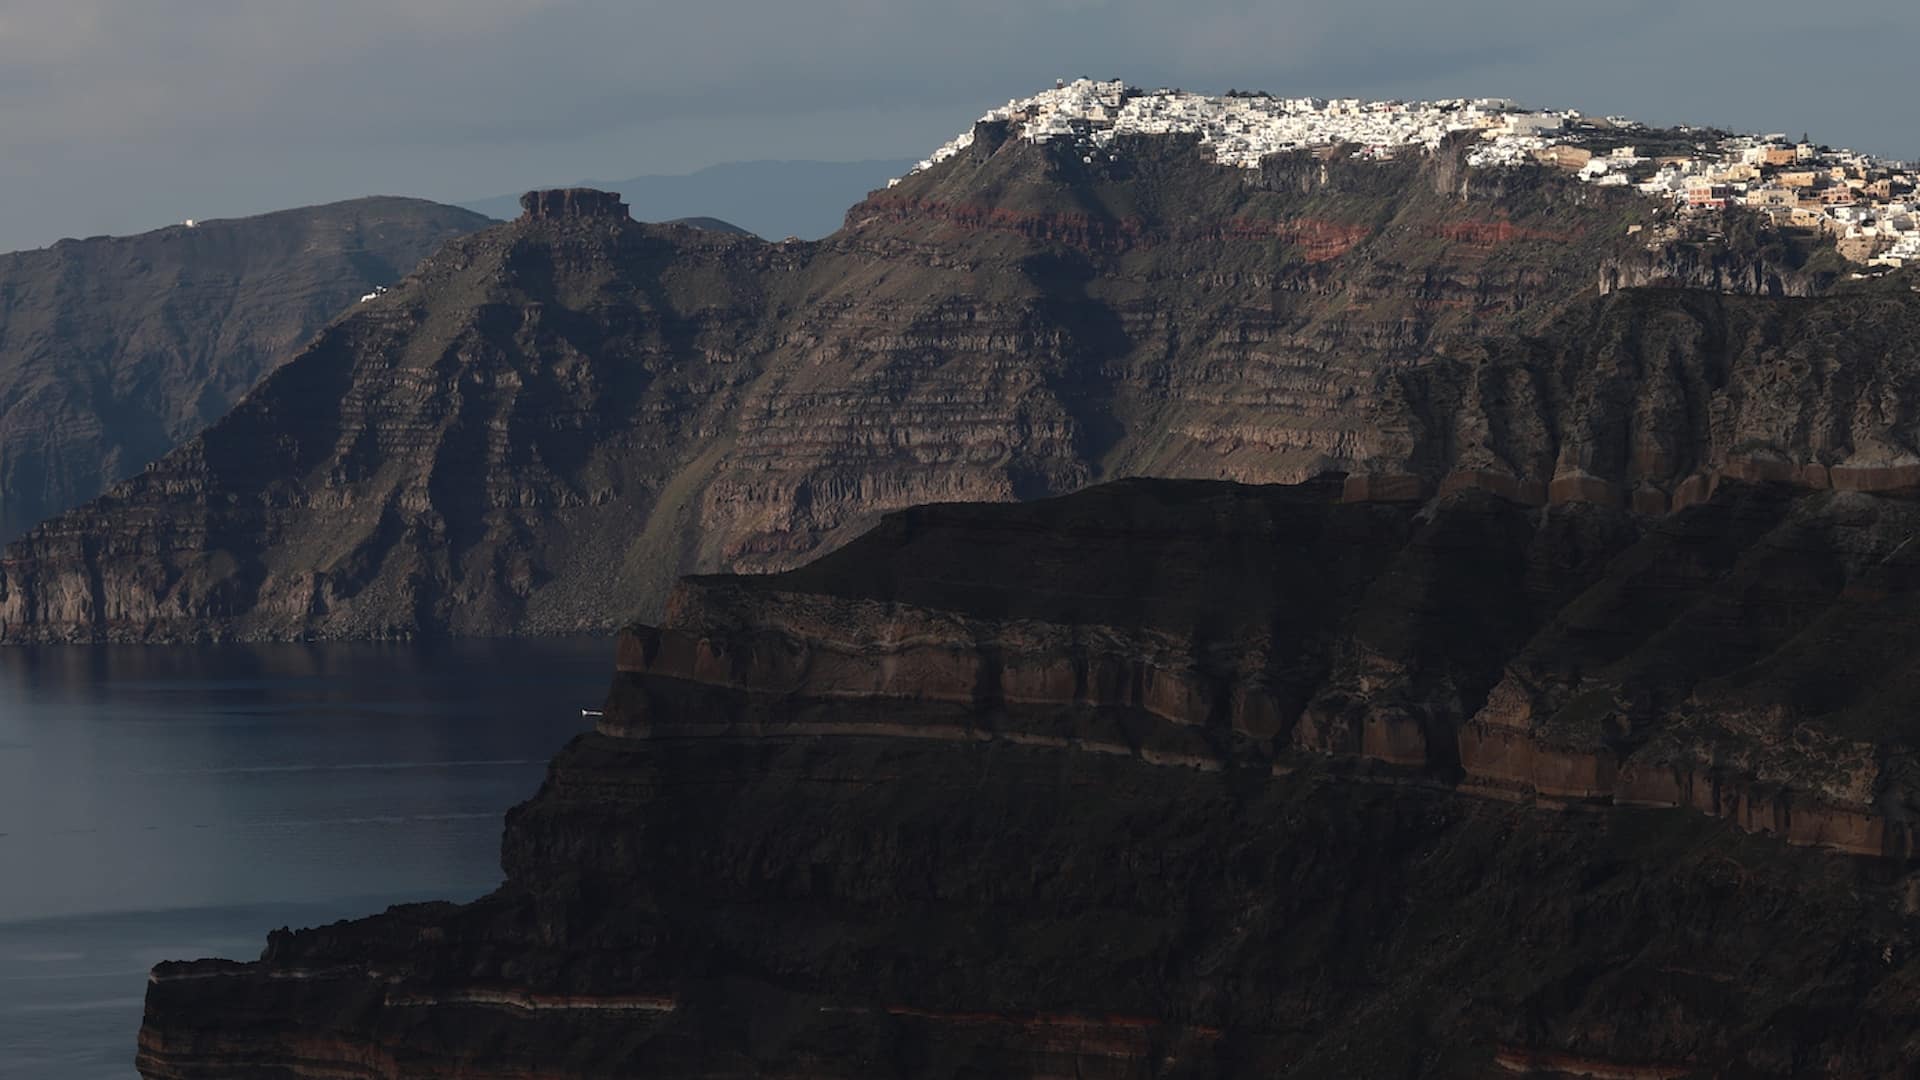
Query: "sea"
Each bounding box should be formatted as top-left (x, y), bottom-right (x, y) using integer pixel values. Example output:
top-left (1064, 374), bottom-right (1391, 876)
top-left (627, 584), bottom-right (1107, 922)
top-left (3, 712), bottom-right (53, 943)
top-left (0, 637), bottom-right (614, 1078)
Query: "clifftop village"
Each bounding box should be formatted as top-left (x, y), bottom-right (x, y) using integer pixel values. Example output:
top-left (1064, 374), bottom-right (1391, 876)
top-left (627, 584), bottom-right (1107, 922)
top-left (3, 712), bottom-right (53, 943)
top-left (903, 78), bottom-right (1920, 269)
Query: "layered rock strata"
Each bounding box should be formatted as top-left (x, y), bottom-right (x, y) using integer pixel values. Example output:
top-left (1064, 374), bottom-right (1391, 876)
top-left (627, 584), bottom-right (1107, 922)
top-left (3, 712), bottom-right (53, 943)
top-left (0, 197), bottom-right (492, 541)
top-left (617, 477), bottom-right (1920, 859)
top-left (5, 136), bottom-right (1915, 642)
top-left (141, 477), bottom-right (1920, 1077)
top-left (518, 188), bottom-right (630, 221)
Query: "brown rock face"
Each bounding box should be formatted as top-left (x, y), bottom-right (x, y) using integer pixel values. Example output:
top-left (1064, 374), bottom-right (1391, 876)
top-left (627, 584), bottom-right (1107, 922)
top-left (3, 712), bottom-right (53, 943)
top-left (137, 478), bottom-right (1920, 1078)
top-left (618, 477), bottom-right (1920, 861)
top-left (518, 188), bottom-right (630, 221)
top-left (0, 145), bottom-right (1909, 644)
top-left (0, 197), bottom-right (492, 542)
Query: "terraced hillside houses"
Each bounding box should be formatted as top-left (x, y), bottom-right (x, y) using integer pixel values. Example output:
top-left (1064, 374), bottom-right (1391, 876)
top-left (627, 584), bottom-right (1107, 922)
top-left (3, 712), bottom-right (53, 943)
top-left (904, 79), bottom-right (1920, 267)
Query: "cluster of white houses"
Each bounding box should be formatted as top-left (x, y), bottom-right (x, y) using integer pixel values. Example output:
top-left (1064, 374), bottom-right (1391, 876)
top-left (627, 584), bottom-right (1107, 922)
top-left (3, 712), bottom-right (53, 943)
top-left (904, 79), bottom-right (1919, 267)
top-left (1477, 127), bottom-right (1920, 268)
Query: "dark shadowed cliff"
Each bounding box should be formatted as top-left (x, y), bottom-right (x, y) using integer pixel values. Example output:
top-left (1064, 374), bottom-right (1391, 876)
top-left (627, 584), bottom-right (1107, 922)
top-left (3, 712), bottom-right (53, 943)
top-left (2, 138), bottom-right (1910, 643)
top-left (139, 476), bottom-right (1920, 1077)
top-left (0, 197), bottom-right (493, 541)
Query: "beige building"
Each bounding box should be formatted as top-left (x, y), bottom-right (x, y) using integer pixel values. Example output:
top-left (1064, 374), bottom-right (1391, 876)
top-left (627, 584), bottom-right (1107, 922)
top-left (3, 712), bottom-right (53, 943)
top-left (1687, 181), bottom-right (1730, 210)
top-left (1533, 144), bottom-right (1592, 170)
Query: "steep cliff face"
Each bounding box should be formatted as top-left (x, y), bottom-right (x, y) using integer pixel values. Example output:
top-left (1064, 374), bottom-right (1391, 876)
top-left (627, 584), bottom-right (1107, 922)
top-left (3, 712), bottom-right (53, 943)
top-left (4, 137), bottom-right (1915, 642)
top-left (139, 478), bottom-right (1920, 1078)
top-left (1, 191), bottom-right (777, 641)
top-left (0, 197), bottom-right (492, 541)
top-left (1408, 285), bottom-right (1920, 515)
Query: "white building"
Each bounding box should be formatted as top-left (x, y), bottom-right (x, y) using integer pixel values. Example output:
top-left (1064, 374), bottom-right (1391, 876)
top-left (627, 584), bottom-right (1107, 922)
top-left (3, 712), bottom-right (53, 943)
top-left (893, 79), bottom-right (1914, 264)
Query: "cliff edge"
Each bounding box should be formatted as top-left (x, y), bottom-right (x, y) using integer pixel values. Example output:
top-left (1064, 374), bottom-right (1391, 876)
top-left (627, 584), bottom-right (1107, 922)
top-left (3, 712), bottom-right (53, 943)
top-left (2, 146), bottom-right (1911, 643)
top-left (139, 476), bottom-right (1920, 1077)
top-left (0, 197), bottom-right (491, 542)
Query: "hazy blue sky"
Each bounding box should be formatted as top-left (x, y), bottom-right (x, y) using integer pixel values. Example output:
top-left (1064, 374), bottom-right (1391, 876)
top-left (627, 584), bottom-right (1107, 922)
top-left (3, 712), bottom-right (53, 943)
top-left (1, 0), bottom-right (1914, 250)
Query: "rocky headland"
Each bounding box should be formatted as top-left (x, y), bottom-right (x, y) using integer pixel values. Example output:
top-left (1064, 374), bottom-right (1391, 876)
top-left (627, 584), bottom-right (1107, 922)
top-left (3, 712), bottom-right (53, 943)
top-left (109, 81), bottom-right (1920, 1079)
top-left (0, 197), bottom-right (492, 542)
top-left (139, 475), bottom-right (1920, 1077)
top-left (2, 126), bottom-right (1914, 643)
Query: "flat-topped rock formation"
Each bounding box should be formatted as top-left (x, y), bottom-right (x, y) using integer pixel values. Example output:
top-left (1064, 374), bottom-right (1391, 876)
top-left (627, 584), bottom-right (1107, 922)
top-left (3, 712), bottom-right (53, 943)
top-left (518, 187), bottom-right (630, 221)
top-left (140, 477), bottom-right (1920, 1077)
top-left (1, 133), bottom-right (1911, 643)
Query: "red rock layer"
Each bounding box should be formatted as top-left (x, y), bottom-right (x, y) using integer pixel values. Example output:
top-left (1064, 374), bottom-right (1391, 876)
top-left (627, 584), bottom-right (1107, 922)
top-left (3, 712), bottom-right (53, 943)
top-left (136, 477), bottom-right (1920, 1078)
top-left (7, 134), bottom-right (1898, 644)
top-left (606, 478), bottom-right (1920, 863)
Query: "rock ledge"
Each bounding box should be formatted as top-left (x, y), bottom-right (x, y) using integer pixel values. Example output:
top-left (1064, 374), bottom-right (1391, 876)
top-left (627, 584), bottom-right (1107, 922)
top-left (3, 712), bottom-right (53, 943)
top-left (517, 188), bottom-right (629, 221)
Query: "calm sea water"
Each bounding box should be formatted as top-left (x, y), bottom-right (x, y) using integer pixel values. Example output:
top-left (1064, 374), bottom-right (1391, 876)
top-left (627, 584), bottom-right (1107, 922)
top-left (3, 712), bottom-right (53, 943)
top-left (0, 637), bottom-right (614, 1078)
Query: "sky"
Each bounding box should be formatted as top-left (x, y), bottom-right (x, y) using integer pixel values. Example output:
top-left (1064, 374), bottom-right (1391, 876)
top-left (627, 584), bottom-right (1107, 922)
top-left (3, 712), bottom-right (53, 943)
top-left (0, 0), bottom-right (1915, 251)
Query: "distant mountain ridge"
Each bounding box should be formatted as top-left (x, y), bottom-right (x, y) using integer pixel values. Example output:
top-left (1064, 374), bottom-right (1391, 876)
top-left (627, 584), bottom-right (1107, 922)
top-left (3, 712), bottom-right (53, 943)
top-left (460, 159), bottom-right (913, 240)
top-left (662, 217), bottom-right (755, 235)
top-left (6, 125), bottom-right (1911, 644)
top-left (0, 196), bottom-right (491, 542)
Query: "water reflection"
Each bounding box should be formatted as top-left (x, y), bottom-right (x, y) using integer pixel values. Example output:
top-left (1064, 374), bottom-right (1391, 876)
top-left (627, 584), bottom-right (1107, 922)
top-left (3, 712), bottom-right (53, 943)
top-left (0, 637), bottom-right (612, 1078)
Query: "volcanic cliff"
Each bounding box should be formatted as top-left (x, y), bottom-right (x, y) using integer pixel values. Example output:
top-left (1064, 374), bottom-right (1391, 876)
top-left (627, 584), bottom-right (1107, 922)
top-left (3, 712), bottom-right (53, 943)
top-left (139, 475), bottom-right (1920, 1077)
top-left (1, 137), bottom-right (1907, 643)
top-left (0, 197), bottom-right (492, 542)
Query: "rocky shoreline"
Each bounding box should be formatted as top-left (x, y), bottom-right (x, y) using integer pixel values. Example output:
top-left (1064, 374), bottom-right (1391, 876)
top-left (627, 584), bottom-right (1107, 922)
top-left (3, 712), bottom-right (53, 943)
top-left (138, 476), bottom-right (1920, 1077)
